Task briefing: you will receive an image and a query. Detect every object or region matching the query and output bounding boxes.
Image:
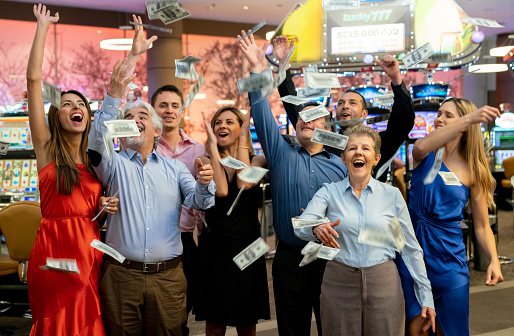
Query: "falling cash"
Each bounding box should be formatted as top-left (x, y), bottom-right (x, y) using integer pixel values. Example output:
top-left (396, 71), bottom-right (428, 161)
top-left (304, 73), bottom-right (341, 89)
top-left (127, 81), bottom-right (140, 90)
top-left (426, 53), bottom-right (452, 63)
top-left (279, 95), bottom-right (311, 106)
top-left (301, 241), bottom-right (322, 255)
top-left (402, 43), bottom-right (434, 69)
top-left (389, 217), bottom-right (406, 252)
top-left (358, 228), bottom-right (396, 250)
top-left (91, 190), bottom-right (119, 222)
top-left (438, 171), bottom-right (462, 186)
top-left (373, 94), bottom-right (395, 106)
top-left (291, 217), bottom-right (331, 229)
top-left (42, 81), bottom-right (61, 109)
top-left (424, 147), bottom-right (445, 185)
top-left (233, 237), bottom-right (270, 271)
top-left (104, 120), bottom-right (140, 138)
top-left (282, 134), bottom-right (301, 146)
top-left (237, 69), bottom-right (273, 94)
top-left (299, 244), bottom-right (322, 267)
top-left (42, 258), bottom-right (80, 274)
top-left (152, 2), bottom-right (191, 25)
top-left (297, 87), bottom-right (331, 99)
top-left (366, 113), bottom-right (391, 125)
top-left (198, 211), bottom-right (210, 231)
top-left (91, 239), bottom-right (126, 264)
top-left (175, 56), bottom-right (200, 81)
top-left (179, 75), bottom-right (205, 113)
top-left (317, 246), bottom-right (340, 260)
top-left (311, 128), bottom-right (349, 150)
top-left (299, 105), bottom-right (330, 123)
top-left (129, 20), bottom-right (173, 34)
top-left (257, 46), bottom-right (296, 101)
top-left (220, 156), bottom-right (248, 169)
top-left (375, 144), bottom-right (401, 179)
top-left (0, 141), bottom-right (10, 155)
top-left (443, 68), bottom-right (481, 85)
top-left (303, 65), bottom-right (318, 88)
top-left (236, 20), bottom-right (267, 42)
top-left (238, 166), bottom-right (268, 184)
top-left (461, 17), bottom-right (504, 28)
top-left (227, 183), bottom-right (246, 216)
top-left (324, 117), bottom-right (364, 128)
top-left (146, 0), bottom-right (171, 20)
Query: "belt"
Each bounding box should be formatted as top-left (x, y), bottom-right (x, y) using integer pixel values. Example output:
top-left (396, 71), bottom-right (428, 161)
top-left (105, 255), bottom-right (181, 274)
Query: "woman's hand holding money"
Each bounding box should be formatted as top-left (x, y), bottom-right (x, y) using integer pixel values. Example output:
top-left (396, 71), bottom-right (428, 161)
top-left (238, 30), bottom-right (270, 73)
top-left (313, 219), bottom-right (341, 248)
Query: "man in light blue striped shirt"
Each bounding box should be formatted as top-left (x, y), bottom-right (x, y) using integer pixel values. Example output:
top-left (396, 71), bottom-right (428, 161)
top-left (87, 60), bottom-right (216, 335)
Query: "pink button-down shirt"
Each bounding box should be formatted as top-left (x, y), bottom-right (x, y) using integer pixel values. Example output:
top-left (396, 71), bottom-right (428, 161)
top-left (156, 129), bottom-right (206, 233)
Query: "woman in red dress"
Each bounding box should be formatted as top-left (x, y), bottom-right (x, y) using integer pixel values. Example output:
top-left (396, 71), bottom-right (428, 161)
top-left (26, 4), bottom-right (118, 335)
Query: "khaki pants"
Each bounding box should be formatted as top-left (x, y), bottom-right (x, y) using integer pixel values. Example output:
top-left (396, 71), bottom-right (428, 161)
top-left (100, 260), bottom-right (187, 336)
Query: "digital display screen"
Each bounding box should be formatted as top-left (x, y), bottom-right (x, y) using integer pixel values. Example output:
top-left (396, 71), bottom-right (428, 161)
top-left (409, 111), bottom-right (437, 139)
top-left (353, 86), bottom-right (388, 101)
top-left (364, 114), bottom-right (388, 132)
top-left (410, 84), bottom-right (450, 99)
top-left (24, 196), bottom-right (36, 201)
top-left (495, 150), bottom-right (514, 171)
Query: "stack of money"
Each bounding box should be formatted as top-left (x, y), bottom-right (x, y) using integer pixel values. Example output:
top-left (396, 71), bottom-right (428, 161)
top-left (299, 241), bottom-right (340, 266)
top-left (146, 0), bottom-right (190, 25)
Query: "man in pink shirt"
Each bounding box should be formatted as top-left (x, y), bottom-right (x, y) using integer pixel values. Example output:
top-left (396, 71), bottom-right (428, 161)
top-left (151, 85), bottom-right (205, 336)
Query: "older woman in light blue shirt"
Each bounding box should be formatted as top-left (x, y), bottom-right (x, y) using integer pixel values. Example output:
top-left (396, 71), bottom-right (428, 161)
top-left (294, 125), bottom-right (436, 336)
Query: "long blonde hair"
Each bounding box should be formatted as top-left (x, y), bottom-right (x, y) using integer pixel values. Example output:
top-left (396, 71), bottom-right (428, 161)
top-left (47, 90), bottom-right (94, 195)
top-left (210, 106), bottom-right (255, 157)
top-left (443, 98), bottom-right (495, 209)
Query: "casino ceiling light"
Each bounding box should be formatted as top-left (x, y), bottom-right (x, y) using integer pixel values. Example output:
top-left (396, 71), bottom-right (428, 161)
top-left (468, 64), bottom-right (508, 73)
top-left (490, 34), bottom-right (514, 57)
top-left (100, 38), bottom-right (151, 51)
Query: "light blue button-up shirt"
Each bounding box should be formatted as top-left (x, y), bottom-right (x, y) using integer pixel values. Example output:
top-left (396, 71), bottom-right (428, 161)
top-left (295, 177), bottom-right (434, 309)
top-left (87, 94), bottom-right (216, 262)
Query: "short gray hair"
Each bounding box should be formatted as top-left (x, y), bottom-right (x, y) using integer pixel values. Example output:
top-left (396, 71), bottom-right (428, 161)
top-left (119, 100), bottom-right (162, 150)
top-left (343, 124), bottom-right (381, 156)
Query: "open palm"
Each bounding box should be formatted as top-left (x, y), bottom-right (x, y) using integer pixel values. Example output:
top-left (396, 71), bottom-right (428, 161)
top-left (238, 30), bottom-right (270, 70)
top-left (33, 3), bottom-right (59, 28)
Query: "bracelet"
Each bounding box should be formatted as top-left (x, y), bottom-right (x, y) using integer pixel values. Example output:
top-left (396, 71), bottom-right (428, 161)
top-left (238, 146), bottom-right (250, 149)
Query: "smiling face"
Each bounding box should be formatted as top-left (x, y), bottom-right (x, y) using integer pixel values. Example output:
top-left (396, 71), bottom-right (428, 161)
top-left (213, 111), bottom-right (241, 148)
top-left (123, 107), bottom-right (160, 150)
top-left (57, 93), bottom-right (89, 134)
top-left (153, 91), bottom-right (183, 131)
top-left (342, 133), bottom-right (381, 181)
top-left (295, 106), bottom-right (331, 144)
top-left (336, 92), bottom-right (368, 121)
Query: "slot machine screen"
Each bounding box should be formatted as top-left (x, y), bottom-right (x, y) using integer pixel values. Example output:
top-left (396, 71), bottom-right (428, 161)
top-left (409, 111), bottom-right (437, 139)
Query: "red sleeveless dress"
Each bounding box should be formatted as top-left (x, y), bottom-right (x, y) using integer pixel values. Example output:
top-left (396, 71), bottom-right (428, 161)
top-left (27, 162), bottom-right (105, 335)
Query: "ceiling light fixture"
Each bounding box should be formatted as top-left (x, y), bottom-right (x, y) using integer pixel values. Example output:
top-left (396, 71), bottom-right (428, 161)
top-left (468, 64), bottom-right (508, 73)
top-left (490, 34), bottom-right (514, 57)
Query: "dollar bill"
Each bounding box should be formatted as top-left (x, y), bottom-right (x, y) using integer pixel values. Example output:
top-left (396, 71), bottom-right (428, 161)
top-left (303, 65), bottom-right (318, 88)
top-left (279, 95), bottom-right (311, 106)
top-left (424, 147), bottom-right (445, 185)
top-left (438, 171), bottom-right (462, 186)
top-left (198, 211), bottom-right (210, 231)
top-left (233, 237), bottom-right (270, 271)
top-left (179, 75), bottom-right (205, 113)
top-left (291, 217), bottom-right (331, 229)
top-left (129, 20), bottom-right (173, 34)
top-left (281, 134), bottom-right (301, 146)
top-left (322, 0), bottom-right (359, 10)
top-left (0, 141), bottom-right (10, 155)
top-left (366, 113), bottom-right (391, 125)
top-left (323, 117), bottom-right (364, 128)
top-left (154, 2), bottom-right (191, 25)
top-left (358, 228), bottom-right (396, 250)
top-left (311, 128), bottom-right (349, 150)
top-left (442, 68), bottom-right (481, 85)
top-left (299, 105), bottom-right (330, 123)
top-left (402, 43), bottom-right (434, 69)
top-left (219, 156), bottom-right (248, 169)
top-left (238, 166), bottom-right (268, 184)
top-left (389, 217), bottom-right (406, 252)
top-left (175, 60), bottom-right (199, 81)
top-left (304, 73), bottom-right (341, 89)
top-left (104, 120), bottom-right (140, 138)
top-left (42, 81), bottom-right (61, 109)
top-left (236, 20), bottom-right (267, 42)
top-left (146, 0), bottom-right (172, 20)
top-left (297, 87), bottom-right (331, 99)
top-left (299, 244), bottom-right (322, 267)
top-left (301, 241), bottom-right (321, 255)
top-left (461, 17), bottom-right (504, 28)
top-left (237, 69), bottom-right (273, 94)
top-left (317, 246), bottom-right (340, 260)
top-left (91, 190), bottom-right (119, 222)
top-left (256, 46), bottom-right (296, 102)
top-left (42, 258), bottom-right (80, 274)
top-left (426, 53), bottom-right (452, 63)
top-left (373, 94), bottom-right (395, 106)
top-left (90, 238), bottom-right (126, 264)
top-left (227, 183), bottom-right (246, 216)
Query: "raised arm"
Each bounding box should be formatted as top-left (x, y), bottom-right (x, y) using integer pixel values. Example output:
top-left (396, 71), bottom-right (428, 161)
top-left (274, 36), bottom-right (301, 128)
top-left (412, 106), bottom-right (500, 166)
top-left (26, 4), bottom-right (59, 169)
top-left (126, 14), bottom-right (157, 67)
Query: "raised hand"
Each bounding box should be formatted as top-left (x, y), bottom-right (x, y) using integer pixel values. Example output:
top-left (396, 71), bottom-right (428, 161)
top-left (468, 106), bottom-right (501, 125)
top-left (313, 219), bottom-right (341, 248)
top-left (33, 3), bottom-right (59, 29)
top-left (376, 54), bottom-right (401, 86)
top-left (129, 14), bottom-right (158, 63)
top-left (272, 36), bottom-right (295, 66)
top-left (238, 30), bottom-right (270, 73)
top-left (201, 112), bottom-right (218, 154)
top-left (239, 109), bottom-right (252, 143)
top-left (107, 59), bottom-right (137, 99)
top-left (196, 158), bottom-right (214, 185)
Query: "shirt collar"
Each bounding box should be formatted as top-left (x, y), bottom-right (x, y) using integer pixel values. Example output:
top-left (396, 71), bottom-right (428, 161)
top-left (158, 129), bottom-right (198, 153)
top-left (298, 146), bottom-right (332, 159)
top-left (125, 147), bottom-right (159, 162)
top-left (342, 176), bottom-right (377, 192)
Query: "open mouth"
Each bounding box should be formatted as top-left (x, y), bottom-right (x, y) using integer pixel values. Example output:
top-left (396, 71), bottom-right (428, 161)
top-left (70, 112), bottom-right (83, 123)
top-left (340, 113), bottom-right (351, 119)
top-left (353, 159), bottom-right (365, 168)
top-left (137, 124), bottom-right (144, 133)
top-left (218, 132), bottom-right (229, 138)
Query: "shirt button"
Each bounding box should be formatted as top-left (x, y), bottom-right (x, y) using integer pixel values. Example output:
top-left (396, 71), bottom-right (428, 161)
top-left (108, 104), bottom-right (112, 108)
top-left (146, 205), bottom-right (150, 209)
top-left (147, 227), bottom-right (150, 231)
top-left (311, 186), bottom-right (314, 189)
top-left (145, 186), bottom-right (149, 189)
top-left (145, 249), bottom-right (149, 253)
top-left (143, 167), bottom-right (147, 170)
top-left (311, 170), bottom-right (314, 173)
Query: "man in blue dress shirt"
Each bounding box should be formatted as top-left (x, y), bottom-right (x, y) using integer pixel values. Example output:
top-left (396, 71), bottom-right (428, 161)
top-left (87, 59), bottom-right (216, 336)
